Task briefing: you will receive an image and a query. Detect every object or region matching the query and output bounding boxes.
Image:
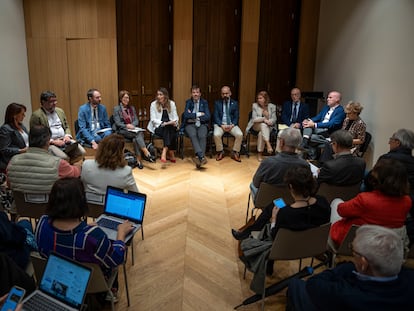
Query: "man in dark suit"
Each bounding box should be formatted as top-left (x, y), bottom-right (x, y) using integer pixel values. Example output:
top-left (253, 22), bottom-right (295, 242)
top-left (213, 86), bottom-right (243, 162)
top-left (182, 85), bottom-right (211, 168)
top-left (302, 90), bottom-right (346, 147)
top-left (280, 88), bottom-right (310, 129)
top-left (317, 130), bottom-right (366, 186)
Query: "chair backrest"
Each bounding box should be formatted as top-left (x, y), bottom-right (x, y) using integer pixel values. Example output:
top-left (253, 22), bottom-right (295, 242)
top-left (30, 252), bottom-right (47, 283)
top-left (334, 224), bottom-right (359, 256)
top-left (85, 191), bottom-right (105, 218)
top-left (317, 183), bottom-right (360, 204)
top-left (269, 223), bottom-right (331, 261)
top-left (254, 183), bottom-right (293, 209)
top-left (13, 191), bottom-right (48, 220)
top-left (358, 131), bottom-right (372, 157)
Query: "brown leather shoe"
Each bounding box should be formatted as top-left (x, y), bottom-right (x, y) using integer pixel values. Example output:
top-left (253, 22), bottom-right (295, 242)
top-left (231, 151), bottom-right (241, 162)
top-left (216, 151), bottom-right (224, 161)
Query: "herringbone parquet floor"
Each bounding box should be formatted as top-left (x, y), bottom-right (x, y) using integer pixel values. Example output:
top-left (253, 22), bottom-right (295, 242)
top-left (111, 149), bottom-right (319, 311)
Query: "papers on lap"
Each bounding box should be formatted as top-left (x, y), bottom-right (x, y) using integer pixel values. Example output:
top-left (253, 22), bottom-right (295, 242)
top-left (95, 128), bottom-right (112, 134)
top-left (127, 127), bottom-right (145, 133)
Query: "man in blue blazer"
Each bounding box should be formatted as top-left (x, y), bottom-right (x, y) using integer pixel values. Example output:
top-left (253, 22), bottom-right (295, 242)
top-left (213, 86), bottom-right (243, 162)
top-left (182, 85), bottom-right (211, 168)
top-left (76, 88), bottom-right (112, 149)
top-left (280, 88), bottom-right (310, 129)
top-left (302, 90), bottom-right (345, 148)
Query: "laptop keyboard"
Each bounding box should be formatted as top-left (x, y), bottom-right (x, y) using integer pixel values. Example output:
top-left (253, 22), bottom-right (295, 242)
top-left (97, 218), bottom-right (122, 230)
top-left (24, 294), bottom-right (70, 311)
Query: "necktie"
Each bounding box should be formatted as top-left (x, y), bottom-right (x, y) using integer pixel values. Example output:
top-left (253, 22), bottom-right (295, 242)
top-left (93, 108), bottom-right (98, 120)
top-left (195, 101), bottom-right (200, 127)
top-left (292, 103), bottom-right (297, 123)
top-left (225, 100), bottom-right (231, 124)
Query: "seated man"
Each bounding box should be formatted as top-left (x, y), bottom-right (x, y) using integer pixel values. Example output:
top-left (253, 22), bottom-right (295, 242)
top-left (280, 87), bottom-right (310, 129)
top-left (287, 225), bottom-right (414, 311)
top-left (30, 90), bottom-right (85, 162)
top-left (250, 127), bottom-right (308, 197)
top-left (7, 125), bottom-right (81, 193)
top-left (317, 130), bottom-right (366, 186)
top-left (213, 86), bottom-right (243, 162)
top-left (76, 88), bottom-right (112, 150)
top-left (182, 85), bottom-right (211, 168)
top-left (302, 91), bottom-right (345, 158)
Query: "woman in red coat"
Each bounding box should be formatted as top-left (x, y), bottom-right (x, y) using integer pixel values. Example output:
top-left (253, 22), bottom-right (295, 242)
top-left (330, 158), bottom-right (411, 246)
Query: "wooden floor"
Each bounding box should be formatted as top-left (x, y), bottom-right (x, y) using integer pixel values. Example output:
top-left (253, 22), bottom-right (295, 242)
top-left (110, 149), bottom-right (322, 311)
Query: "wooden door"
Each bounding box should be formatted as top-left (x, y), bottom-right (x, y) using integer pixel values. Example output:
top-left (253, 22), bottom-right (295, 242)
top-left (116, 0), bottom-right (173, 115)
top-left (192, 0), bottom-right (242, 112)
top-left (256, 0), bottom-right (301, 113)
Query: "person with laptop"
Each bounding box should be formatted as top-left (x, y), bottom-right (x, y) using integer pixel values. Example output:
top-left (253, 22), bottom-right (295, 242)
top-left (35, 177), bottom-right (133, 302)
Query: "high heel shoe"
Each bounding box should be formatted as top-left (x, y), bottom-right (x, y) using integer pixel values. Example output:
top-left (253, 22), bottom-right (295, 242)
top-left (160, 158), bottom-right (167, 163)
top-left (136, 161), bottom-right (144, 169)
top-left (231, 229), bottom-right (250, 241)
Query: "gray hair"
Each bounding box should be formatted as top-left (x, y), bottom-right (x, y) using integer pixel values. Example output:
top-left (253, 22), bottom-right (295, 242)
top-left (330, 129), bottom-right (353, 149)
top-left (392, 129), bottom-right (414, 149)
top-left (353, 225), bottom-right (404, 276)
top-left (278, 127), bottom-right (302, 148)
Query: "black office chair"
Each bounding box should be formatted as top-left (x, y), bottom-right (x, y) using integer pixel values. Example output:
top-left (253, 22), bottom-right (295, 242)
top-left (358, 131), bottom-right (371, 157)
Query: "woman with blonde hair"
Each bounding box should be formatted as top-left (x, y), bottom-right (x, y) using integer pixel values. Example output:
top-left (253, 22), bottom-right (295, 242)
top-left (245, 91), bottom-right (277, 161)
top-left (81, 134), bottom-right (138, 195)
top-left (147, 87), bottom-right (179, 163)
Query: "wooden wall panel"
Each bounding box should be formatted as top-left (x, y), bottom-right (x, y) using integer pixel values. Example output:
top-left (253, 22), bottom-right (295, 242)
top-left (66, 38), bottom-right (118, 122)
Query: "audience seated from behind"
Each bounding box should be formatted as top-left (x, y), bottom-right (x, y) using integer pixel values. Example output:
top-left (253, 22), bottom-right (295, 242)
top-left (0, 210), bottom-right (37, 270)
top-left (76, 88), bottom-right (113, 150)
top-left (238, 166), bottom-right (331, 293)
top-left (279, 87), bottom-right (310, 130)
top-left (249, 127), bottom-right (308, 200)
top-left (147, 87), bottom-right (179, 163)
top-left (301, 91), bottom-right (346, 159)
top-left (113, 90), bottom-right (155, 169)
top-left (330, 158), bottom-right (411, 247)
top-left (0, 103), bottom-right (28, 173)
top-left (213, 86), bottom-right (243, 162)
top-left (35, 178), bottom-right (133, 299)
top-left (81, 134), bottom-right (139, 197)
top-left (317, 129), bottom-right (366, 186)
top-left (287, 225), bottom-right (414, 311)
top-left (30, 90), bottom-right (85, 163)
top-left (7, 125), bottom-right (81, 193)
top-left (182, 85), bottom-right (211, 168)
top-left (319, 101), bottom-right (367, 163)
top-left (245, 91), bottom-right (277, 162)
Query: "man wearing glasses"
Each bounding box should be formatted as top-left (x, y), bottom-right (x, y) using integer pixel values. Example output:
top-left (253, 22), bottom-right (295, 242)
top-left (287, 225), bottom-right (414, 310)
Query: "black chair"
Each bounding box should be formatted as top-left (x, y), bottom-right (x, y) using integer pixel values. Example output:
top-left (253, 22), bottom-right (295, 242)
top-left (358, 131), bottom-right (371, 157)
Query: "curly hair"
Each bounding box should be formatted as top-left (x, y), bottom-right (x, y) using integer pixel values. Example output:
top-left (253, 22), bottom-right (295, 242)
top-left (46, 178), bottom-right (88, 219)
top-left (95, 134), bottom-right (127, 170)
top-left (284, 166), bottom-right (318, 197)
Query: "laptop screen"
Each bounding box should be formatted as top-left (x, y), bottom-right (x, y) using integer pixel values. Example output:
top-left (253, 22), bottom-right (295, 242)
top-left (39, 253), bottom-right (91, 309)
top-left (104, 186), bottom-right (146, 223)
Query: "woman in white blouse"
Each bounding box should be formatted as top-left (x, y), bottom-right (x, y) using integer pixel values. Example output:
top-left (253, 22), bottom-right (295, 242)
top-left (147, 87), bottom-right (179, 163)
top-left (245, 91), bottom-right (277, 161)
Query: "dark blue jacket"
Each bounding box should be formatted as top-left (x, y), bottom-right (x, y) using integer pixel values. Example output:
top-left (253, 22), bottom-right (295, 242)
top-left (182, 98), bottom-right (211, 126)
top-left (213, 98), bottom-right (239, 126)
top-left (281, 101), bottom-right (310, 126)
top-left (311, 105), bottom-right (345, 133)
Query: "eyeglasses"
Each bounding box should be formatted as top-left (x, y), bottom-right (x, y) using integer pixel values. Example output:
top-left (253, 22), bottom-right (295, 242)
top-left (389, 137), bottom-right (398, 142)
top-left (348, 243), bottom-right (364, 258)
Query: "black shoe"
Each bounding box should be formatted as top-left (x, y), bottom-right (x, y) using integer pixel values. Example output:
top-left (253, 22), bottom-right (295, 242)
top-left (193, 156), bottom-right (201, 168)
top-left (143, 154), bottom-right (156, 163)
top-left (266, 261), bottom-right (274, 276)
top-left (231, 229), bottom-right (250, 240)
top-left (136, 161), bottom-right (144, 169)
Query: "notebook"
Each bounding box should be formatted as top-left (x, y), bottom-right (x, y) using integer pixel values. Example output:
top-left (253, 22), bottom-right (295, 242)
top-left (22, 252), bottom-right (92, 311)
top-left (95, 186), bottom-right (147, 242)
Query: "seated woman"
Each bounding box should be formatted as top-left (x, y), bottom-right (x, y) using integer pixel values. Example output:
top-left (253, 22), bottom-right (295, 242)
top-left (330, 158), bottom-right (411, 247)
top-left (232, 166), bottom-right (331, 241)
top-left (113, 90), bottom-right (155, 169)
top-left (0, 103), bottom-right (29, 173)
top-left (81, 134), bottom-right (139, 197)
top-left (35, 178), bottom-right (133, 297)
top-left (245, 91), bottom-right (277, 162)
top-left (147, 87), bottom-right (179, 163)
top-left (319, 101), bottom-right (366, 163)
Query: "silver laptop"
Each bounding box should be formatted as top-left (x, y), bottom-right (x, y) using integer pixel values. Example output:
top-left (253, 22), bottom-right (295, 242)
top-left (95, 186), bottom-right (147, 242)
top-left (22, 252), bottom-right (92, 311)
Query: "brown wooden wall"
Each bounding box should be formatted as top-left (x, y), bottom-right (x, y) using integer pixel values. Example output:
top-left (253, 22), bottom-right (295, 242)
top-left (23, 0), bottom-right (319, 133)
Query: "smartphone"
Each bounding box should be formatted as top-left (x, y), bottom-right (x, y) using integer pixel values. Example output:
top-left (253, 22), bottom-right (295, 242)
top-left (1, 286), bottom-right (25, 311)
top-left (273, 198), bottom-right (286, 209)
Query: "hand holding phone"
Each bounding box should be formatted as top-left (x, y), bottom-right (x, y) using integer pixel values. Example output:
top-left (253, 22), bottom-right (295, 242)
top-left (0, 286), bottom-right (25, 311)
top-left (273, 198), bottom-right (286, 209)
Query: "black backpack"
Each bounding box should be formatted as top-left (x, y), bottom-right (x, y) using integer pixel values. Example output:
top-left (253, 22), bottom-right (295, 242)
top-left (124, 149), bottom-right (138, 168)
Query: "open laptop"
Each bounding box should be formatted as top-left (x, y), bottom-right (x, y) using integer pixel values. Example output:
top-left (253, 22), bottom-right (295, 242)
top-left (22, 252), bottom-right (92, 311)
top-left (95, 186), bottom-right (147, 242)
